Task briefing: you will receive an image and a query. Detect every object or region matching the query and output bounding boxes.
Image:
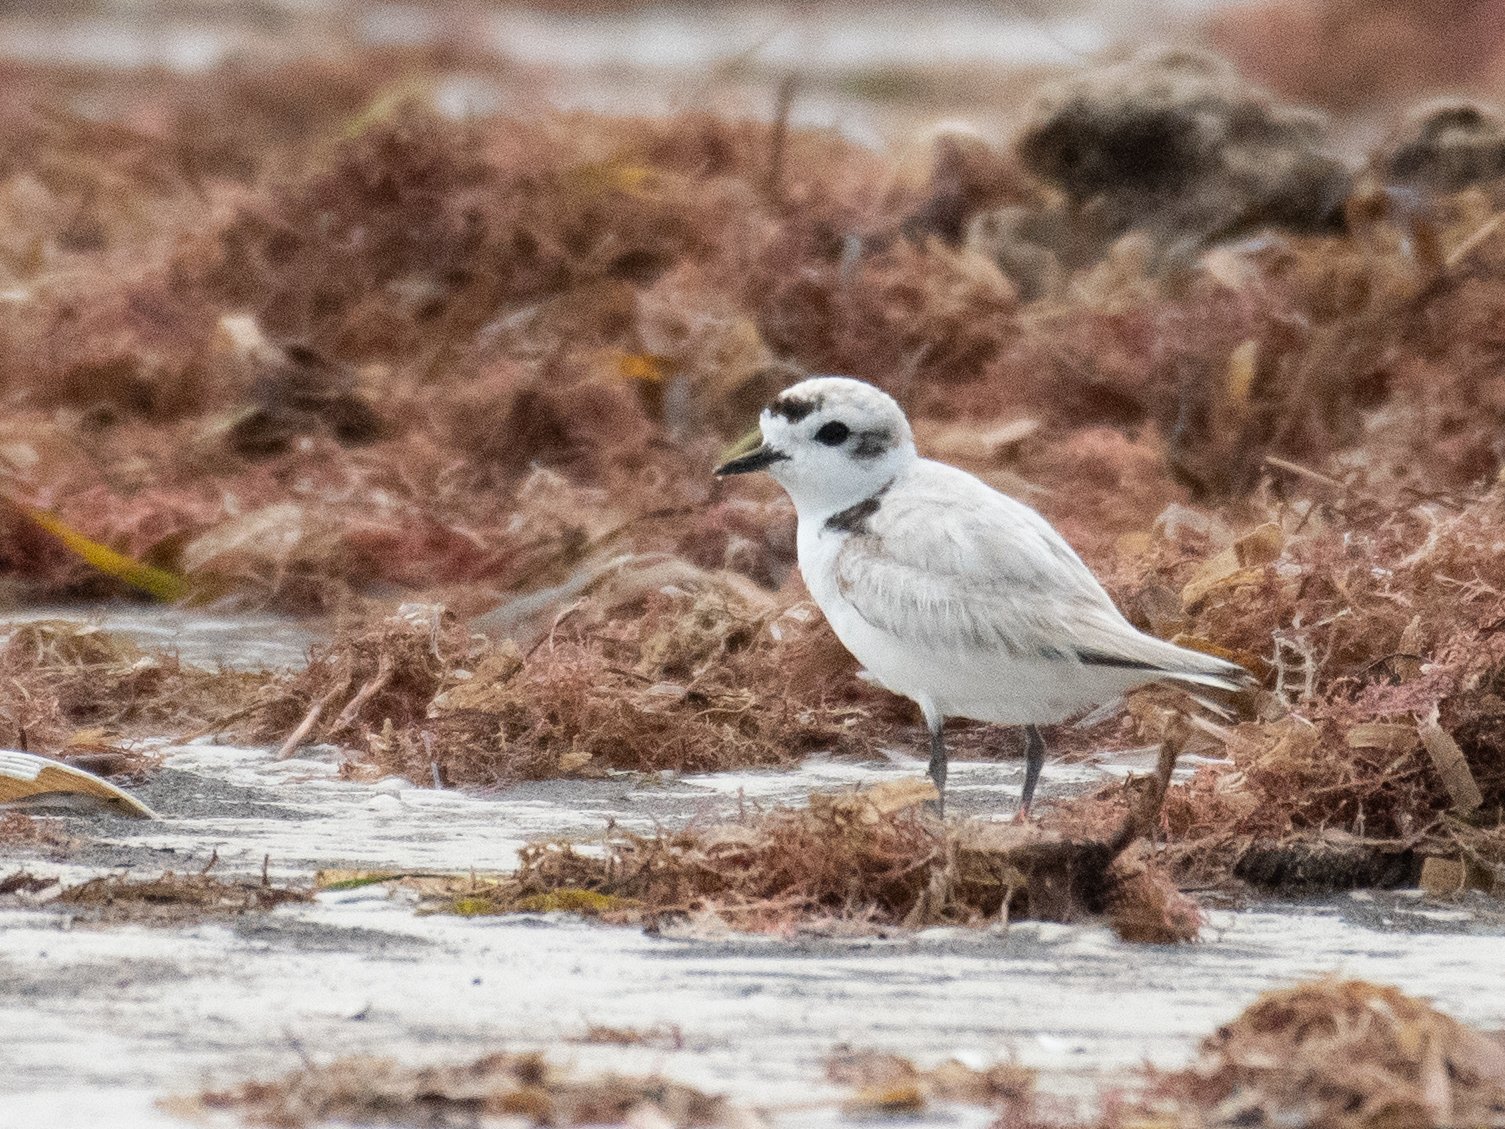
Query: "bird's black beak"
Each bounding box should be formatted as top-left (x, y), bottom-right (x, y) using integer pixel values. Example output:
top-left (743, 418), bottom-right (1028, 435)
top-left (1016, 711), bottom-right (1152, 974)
top-left (714, 444), bottom-right (788, 476)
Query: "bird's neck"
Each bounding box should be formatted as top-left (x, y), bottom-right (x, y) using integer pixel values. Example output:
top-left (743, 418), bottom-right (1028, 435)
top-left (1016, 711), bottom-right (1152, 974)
top-left (790, 466), bottom-right (908, 529)
top-left (777, 446), bottom-right (915, 525)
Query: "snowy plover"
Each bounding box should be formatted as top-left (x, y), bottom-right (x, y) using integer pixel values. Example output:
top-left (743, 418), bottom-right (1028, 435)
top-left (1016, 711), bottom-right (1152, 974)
top-left (715, 375), bottom-right (1252, 815)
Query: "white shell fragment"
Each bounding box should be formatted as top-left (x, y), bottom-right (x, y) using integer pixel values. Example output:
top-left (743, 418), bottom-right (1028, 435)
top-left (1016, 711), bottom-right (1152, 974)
top-left (0, 750), bottom-right (158, 819)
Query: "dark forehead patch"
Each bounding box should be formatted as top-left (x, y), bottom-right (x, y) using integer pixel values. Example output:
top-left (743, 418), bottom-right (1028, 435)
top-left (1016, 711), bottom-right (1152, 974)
top-left (769, 394), bottom-right (820, 422)
top-left (851, 428), bottom-right (894, 459)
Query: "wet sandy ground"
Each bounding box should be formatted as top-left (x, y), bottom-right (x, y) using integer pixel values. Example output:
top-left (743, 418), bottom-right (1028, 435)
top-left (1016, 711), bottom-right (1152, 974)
top-left (2, 612), bottom-right (1504, 1128)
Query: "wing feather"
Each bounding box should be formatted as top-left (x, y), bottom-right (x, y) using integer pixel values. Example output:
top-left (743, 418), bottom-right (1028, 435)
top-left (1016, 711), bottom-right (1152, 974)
top-left (832, 463), bottom-right (1246, 686)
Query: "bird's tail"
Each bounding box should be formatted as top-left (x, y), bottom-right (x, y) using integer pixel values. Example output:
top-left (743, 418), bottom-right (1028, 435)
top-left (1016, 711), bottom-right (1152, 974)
top-left (1131, 639), bottom-right (1255, 723)
top-left (1081, 627), bottom-right (1256, 694)
top-left (1155, 643), bottom-right (1256, 695)
top-left (1166, 665), bottom-right (1255, 695)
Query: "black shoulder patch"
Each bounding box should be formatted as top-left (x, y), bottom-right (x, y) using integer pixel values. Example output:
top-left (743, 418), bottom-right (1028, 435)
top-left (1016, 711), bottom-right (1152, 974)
top-left (770, 394), bottom-right (819, 422)
top-left (824, 495), bottom-right (882, 534)
top-left (851, 428), bottom-right (893, 459)
top-left (823, 482), bottom-right (892, 534)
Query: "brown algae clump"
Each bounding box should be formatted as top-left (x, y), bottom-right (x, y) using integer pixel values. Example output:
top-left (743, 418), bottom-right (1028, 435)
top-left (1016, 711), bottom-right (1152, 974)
top-left (255, 597), bottom-right (884, 784)
top-left (827, 1047), bottom-right (1037, 1120)
top-left (1134, 979), bottom-right (1505, 1129)
top-left (176, 1051), bottom-right (748, 1128)
top-left (0, 868), bottom-right (310, 924)
top-left (0, 621), bottom-right (270, 762)
top-left (406, 750), bottom-right (1202, 943)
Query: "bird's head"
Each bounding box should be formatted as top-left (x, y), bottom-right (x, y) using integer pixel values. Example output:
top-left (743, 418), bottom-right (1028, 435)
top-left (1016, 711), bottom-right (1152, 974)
top-left (715, 376), bottom-right (916, 517)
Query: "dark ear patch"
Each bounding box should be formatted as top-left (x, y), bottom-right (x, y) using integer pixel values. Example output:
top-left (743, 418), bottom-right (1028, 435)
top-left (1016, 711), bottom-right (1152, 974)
top-left (769, 394), bottom-right (819, 422)
top-left (851, 429), bottom-right (893, 459)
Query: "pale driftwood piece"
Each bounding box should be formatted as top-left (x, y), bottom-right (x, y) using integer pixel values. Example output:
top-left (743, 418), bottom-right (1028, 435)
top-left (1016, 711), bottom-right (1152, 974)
top-left (331, 654), bottom-right (394, 733)
top-left (1418, 707), bottom-right (1483, 815)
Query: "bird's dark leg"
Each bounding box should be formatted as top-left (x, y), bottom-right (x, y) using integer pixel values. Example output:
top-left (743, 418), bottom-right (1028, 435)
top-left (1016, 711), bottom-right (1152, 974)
top-left (1017, 724), bottom-right (1046, 820)
top-left (927, 716), bottom-right (948, 816)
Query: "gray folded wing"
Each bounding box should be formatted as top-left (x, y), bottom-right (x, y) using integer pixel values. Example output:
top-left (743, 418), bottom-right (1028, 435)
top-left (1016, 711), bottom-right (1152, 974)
top-left (833, 478), bottom-right (1246, 687)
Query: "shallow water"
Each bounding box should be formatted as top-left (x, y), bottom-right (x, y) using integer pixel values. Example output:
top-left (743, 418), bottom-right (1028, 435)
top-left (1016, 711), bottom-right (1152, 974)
top-left (6, 880), bottom-right (1502, 1129)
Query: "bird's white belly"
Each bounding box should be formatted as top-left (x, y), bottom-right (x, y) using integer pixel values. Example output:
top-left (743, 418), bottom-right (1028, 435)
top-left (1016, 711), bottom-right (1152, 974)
top-left (828, 598), bottom-right (1137, 723)
top-left (800, 525), bottom-right (1147, 725)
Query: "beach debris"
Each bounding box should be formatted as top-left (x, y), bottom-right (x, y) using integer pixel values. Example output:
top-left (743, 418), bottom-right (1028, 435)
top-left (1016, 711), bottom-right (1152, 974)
top-left (1380, 100), bottom-right (1505, 195)
top-left (1418, 855), bottom-right (1498, 897)
top-left (2, 497), bottom-right (189, 602)
top-left (571, 1024), bottom-right (686, 1050)
top-left (0, 865), bottom-right (308, 922)
top-left (0, 811), bottom-right (75, 850)
top-left (257, 596), bottom-right (882, 782)
top-left (1134, 979), bottom-right (1505, 1129)
top-left (826, 1047), bottom-right (1036, 1118)
top-left (0, 870), bottom-right (59, 898)
top-left (171, 1050), bottom-right (759, 1128)
top-left (335, 743), bottom-right (1200, 942)
top-left (1013, 49), bottom-right (1349, 258)
top-left (53, 868), bottom-right (305, 923)
top-left (1233, 832), bottom-right (1419, 892)
top-left (1418, 706), bottom-right (1483, 815)
top-left (0, 750), bottom-right (157, 818)
top-left (215, 315), bottom-right (385, 457)
top-left (1054, 484), bottom-right (1505, 893)
top-left (899, 123), bottom-right (1031, 247)
top-left (176, 502), bottom-right (343, 598)
top-left (0, 620), bottom-right (268, 754)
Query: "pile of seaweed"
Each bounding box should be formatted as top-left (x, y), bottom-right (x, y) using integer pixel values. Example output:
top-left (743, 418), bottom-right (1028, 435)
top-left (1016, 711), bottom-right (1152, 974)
top-left (330, 741), bottom-right (1199, 943)
top-left (5, 43), bottom-right (1505, 903)
top-left (14, 46), bottom-right (1505, 608)
top-left (0, 619), bottom-right (265, 779)
top-left (1117, 978), bottom-right (1505, 1129)
top-left (249, 591), bottom-right (886, 783)
top-left (828, 979), bottom-right (1505, 1126)
top-left (0, 866), bottom-right (309, 923)
top-left (826, 1048), bottom-right (1039, 1121)
top-left (0, 813), bottom-right (73, 851)
top-left (172, 1050), bottom-right (747, 1128)
top-left (1051, 485), bottom-right (1505, 893)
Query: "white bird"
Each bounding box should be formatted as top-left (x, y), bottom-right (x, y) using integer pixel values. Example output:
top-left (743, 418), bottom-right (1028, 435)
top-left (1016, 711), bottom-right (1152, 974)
top-left (715, 375), bottom-right (1251, 815)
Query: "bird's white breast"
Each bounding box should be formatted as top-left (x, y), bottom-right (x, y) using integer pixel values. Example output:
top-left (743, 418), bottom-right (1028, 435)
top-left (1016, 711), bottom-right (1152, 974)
top-left (797, 517), bottom-right (937, 709)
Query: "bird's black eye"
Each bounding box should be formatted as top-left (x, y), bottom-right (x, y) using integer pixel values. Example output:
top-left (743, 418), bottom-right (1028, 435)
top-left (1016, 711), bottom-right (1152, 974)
top-left (814, 421), bottom-right (850, 446)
